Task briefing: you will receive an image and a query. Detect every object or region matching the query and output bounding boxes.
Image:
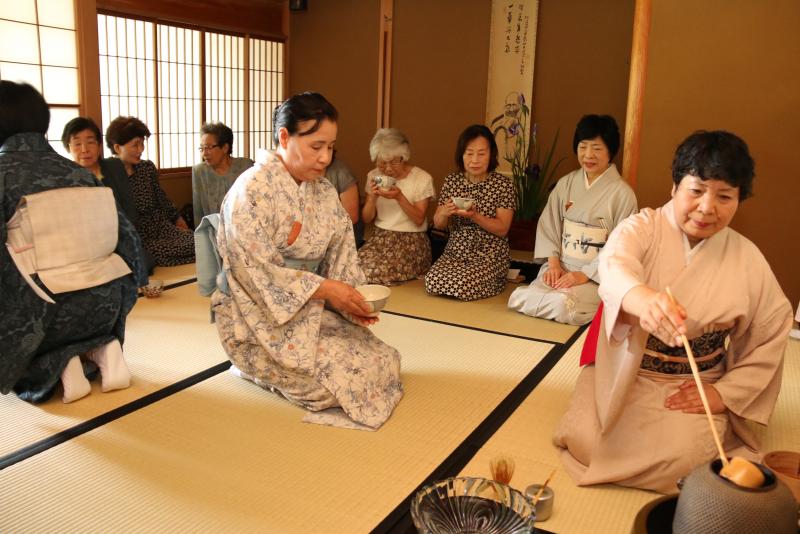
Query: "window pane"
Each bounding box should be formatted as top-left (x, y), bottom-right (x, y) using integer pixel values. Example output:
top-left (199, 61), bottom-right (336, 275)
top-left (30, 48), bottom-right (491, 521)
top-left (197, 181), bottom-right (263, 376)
top-left (47, 106), bottom-right (79, 152)
top-left (0, 20), bottom-right (40, 63)
top-left (0, 62), bottom-right (42, 91)
top-left (37, 0), bottom-right (75, 30)
top-left (39, 27), bottom-right (77, 67)
top-left (42, 66), bottom-right (78, 104)
top-left (0, 0), bottom-right (37, 23)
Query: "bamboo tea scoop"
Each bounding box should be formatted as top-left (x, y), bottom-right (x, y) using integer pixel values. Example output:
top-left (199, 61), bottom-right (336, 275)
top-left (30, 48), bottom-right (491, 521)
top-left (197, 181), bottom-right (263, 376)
top-left (665, 287), bottom-right (764, 489)
top-left (531, 468), bottom-right (557, 506)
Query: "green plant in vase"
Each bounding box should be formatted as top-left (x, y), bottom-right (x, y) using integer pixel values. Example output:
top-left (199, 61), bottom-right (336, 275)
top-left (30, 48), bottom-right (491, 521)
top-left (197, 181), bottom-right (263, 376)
top-left (504, 102), bottom-right (566, 221)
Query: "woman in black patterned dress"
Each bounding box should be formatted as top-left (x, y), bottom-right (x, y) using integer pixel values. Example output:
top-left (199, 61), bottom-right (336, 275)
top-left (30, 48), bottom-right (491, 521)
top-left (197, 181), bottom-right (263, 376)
top-left (106, 117), bottom-right (195, 266)
top-left (425, 125), bottom-right (516, 300)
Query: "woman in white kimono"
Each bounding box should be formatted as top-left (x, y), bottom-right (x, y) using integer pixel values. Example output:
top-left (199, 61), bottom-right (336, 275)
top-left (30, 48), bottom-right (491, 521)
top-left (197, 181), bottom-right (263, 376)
top-left (211, 92), bottom-right (403, 429)
top-left (554, 130), bottom-right (793, 493)
top-left (508, 115), bottom-right (637, 325)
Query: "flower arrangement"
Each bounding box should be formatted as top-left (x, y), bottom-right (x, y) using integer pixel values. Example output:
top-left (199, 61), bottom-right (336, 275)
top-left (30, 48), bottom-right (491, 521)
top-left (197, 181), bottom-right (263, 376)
top-left (502, 96), bottom-right (565, 221)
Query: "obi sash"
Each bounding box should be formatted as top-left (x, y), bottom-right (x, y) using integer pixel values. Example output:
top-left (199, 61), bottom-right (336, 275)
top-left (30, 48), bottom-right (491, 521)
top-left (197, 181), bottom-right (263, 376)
top-left (5, 187), bottom-right (132, 303)
top-left (561, 218), bottom-right (608, 267)
top-left (641, 326), bottom-right (733, 374)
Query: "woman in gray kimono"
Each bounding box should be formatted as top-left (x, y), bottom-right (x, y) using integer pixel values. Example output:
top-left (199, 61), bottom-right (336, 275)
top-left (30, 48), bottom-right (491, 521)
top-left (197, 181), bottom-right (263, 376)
top-left (211, 92), bottom-right (403, 429)
top-left (0, 82), bottom-right (146, 403)
top-left (508, 115), bottom-right (637, 325)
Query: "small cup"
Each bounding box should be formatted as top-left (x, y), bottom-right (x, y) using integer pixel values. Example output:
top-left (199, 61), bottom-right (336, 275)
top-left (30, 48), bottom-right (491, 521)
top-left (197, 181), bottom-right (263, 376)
top-left (355, 284), bottom-right (391, 317)
top-left (374, 175), bottom-right (396, 190)
top-left (141, 279), bottom-right (164, 298)
top-left (525, 484), bottom-right (554, 522)
top-left (452, 197), bottom-right (474, 210)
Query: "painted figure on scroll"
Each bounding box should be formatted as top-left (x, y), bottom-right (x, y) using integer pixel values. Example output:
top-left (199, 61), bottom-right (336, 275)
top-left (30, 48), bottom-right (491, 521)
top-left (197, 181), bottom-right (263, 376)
top-left (508, 115), bottom-right (637, 325)
top-left (211, 92), bottom-right (403, 429)
top-left (554, 131), bottom-right (792, 494)
top-left (0, 82), bottom-right (147, 404)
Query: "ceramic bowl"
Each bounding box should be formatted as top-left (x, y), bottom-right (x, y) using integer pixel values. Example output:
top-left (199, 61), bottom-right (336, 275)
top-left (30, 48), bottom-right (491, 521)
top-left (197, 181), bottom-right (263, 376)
top-left (373, 175), bottom-right (396, 190)
top-left (355, 284), bottom-right (391, 316)
top-left (452, 197), bottom-right (475, 210)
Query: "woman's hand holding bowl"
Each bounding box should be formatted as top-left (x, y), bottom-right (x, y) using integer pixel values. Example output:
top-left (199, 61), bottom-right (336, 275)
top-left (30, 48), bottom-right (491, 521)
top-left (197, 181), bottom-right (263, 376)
top-left (316, 279), bottom-right (377, 325)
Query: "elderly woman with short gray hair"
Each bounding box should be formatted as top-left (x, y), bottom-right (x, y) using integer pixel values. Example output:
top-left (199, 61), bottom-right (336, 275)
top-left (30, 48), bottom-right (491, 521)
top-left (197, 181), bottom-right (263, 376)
top-left (359, 128), bottom-right (435, 284)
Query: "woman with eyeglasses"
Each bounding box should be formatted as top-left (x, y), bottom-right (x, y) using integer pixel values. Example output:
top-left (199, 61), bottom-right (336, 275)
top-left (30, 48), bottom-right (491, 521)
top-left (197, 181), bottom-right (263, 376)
top-left (191, 122), bottom-right (253, 228)
top-left (358, 128), bottom-right (435, 284)
top-left (106, 116), bottom-right (195, 266)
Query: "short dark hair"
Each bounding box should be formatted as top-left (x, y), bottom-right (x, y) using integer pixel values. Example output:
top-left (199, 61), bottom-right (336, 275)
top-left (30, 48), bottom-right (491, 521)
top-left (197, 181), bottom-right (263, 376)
top-left (671, 130), bottom-right (754, 200)
top-left (105, 116), bottom-right (151, 153)
top-left (455, 124), bottom-right (499, 172)
top-left (272, 92), bottom-right (338, 146)
top-left (572, 114), bottom-right (620, 160)
top-left (0, 81), bottom-right (50, 146)
top-left (61, 117), bottom-right (102, 150)
top-left (200, 121), bottom-right (234, 155)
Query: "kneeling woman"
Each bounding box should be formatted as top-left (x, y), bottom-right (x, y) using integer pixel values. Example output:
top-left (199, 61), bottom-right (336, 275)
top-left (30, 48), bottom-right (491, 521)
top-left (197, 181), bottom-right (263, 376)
top-left (212, 92), bottom-right (403, 429)
top-left (554, 131), bottom-right (792, 493)
top-left (508, 115), bottom-right (637, 325)
top-left (425, 125), bottom-right (516, 301)
top-left (359, 128), bottom-right (435, 284)
top-left (1, 82), bottom-right (146, 403)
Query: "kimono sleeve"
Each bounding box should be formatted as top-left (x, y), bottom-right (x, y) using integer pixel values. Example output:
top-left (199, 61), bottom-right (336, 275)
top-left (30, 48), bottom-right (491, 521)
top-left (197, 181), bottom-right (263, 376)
top-left (191, 165), bottom-right (204, 228)
top-left (116, 209), bottom-right (148, 287)
top-left (147, 161), bottom-right (181, 223)
top-left (713, 259), bottom-right (792, 425)
top-left (598, 209), bottom-right (655, 342)
top-left (222, 188), bottom-right (324, 327)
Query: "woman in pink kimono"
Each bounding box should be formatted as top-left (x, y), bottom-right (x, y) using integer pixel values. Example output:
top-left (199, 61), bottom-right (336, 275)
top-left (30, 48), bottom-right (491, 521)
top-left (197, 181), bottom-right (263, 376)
top-left (554, 131), bottom-right (793, 493)
top-left (211, 92), bottom-right (403, 429)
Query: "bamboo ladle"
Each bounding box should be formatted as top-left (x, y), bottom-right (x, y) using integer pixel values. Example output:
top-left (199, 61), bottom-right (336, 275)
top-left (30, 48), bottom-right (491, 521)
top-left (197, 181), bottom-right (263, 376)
top-left (665, 287), bottom-right (764, 488)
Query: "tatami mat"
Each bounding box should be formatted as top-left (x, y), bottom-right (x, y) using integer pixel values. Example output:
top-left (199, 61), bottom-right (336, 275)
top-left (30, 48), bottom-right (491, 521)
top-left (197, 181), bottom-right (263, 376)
top-left (151, 262), bottom-right (197, 285)
top-left (0, 314), bottom-right (553, 533)
top-left (459, 335), bottom-right (800, 534)
top-left (383, 278), bottom-right (577, 344)
top-left (0, 282), bottom-right (224, 458)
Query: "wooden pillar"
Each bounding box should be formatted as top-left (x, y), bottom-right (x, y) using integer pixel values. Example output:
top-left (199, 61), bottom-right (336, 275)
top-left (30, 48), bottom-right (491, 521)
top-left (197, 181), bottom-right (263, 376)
top-left (75, 0), bottom-right (102, 123)
top-left (376, 0), bottom-right (393, 128)
top-left (622, 0), bottom-right (652, 188)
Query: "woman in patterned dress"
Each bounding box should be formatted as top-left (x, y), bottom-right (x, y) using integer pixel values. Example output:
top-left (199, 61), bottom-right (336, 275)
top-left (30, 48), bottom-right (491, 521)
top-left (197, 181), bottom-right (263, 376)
top-left (358, 128), bottom-right (435, 284)
top-left (105, 116), bottom-right (195, 266)
top-left (212, 92), bottom-right (403, 429)
top-left (425, 124), bottom-right (516, 301)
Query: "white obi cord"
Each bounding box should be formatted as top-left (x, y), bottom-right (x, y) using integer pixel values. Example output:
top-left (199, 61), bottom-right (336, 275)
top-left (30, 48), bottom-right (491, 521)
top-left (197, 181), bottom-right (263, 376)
top-left (5, 187), bottom-right (132, 303)
top-left (560, 218), bottom-right (608, 266)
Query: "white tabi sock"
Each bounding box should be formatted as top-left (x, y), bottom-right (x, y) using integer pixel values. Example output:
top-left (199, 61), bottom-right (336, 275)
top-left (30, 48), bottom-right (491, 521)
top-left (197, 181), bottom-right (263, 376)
top-left (85, 339), bottom-right (131, 392)
top-left (61, 356), bottom-right (91, 403)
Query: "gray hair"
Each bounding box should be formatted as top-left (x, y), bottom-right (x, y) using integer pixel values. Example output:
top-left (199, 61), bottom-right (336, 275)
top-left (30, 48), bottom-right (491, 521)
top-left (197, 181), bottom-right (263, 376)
top-left (368, 128), bottom-right (411, 163)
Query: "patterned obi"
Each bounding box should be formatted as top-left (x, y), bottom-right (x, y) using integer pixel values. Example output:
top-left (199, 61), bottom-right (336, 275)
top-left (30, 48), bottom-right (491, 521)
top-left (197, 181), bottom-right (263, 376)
top-left (641, 325), bottom-right (733, 374)
top-left (282, 256), bottom-right (322, 273)
top-left (561, 218), bottom-right (608, 266)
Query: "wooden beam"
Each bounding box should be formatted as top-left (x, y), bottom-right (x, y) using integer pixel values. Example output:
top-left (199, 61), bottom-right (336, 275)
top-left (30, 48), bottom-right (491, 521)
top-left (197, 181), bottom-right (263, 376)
top-left (376, 0), bottom-right (393, 128)
top-left (622, 0), bottom-right (652, 188)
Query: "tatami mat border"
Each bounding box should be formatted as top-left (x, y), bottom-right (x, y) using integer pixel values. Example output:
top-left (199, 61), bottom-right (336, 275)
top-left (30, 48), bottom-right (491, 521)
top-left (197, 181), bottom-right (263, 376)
top-left (0, 361), bottom-right (230, 471)
top-left (163, 277), bottom-right (198, 291)
top-left (375, 324), bottom-right (588, 534)
top-left (382, 310), bottom-right (560, 345)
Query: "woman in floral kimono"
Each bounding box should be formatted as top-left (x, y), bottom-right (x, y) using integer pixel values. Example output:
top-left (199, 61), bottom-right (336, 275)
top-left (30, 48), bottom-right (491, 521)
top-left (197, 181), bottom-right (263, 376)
top-left (508, 115), bottom-right (637, 325)
top-left (211, 92), bottom-right (403, 429)
top-left (554, 131), bottom-right (792, 493)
